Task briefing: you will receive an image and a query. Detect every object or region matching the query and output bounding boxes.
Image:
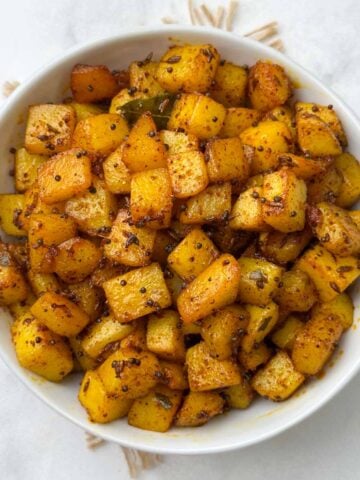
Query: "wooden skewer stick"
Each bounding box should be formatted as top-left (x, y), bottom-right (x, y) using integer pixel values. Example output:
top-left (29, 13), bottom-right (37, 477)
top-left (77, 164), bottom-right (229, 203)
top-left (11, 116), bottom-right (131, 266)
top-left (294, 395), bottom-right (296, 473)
top-left (215, 6), bottom-right (225, 28)
top-left (249, 24), bottom-right (278, 42)
top-left (161, 16), bottom-right (177, 24)
top-left (268, 38), bottom-right (285, 51)
top-left (188, 0), bottom-right (196, 25)
top-left (244, 21), bottom-right (278, 37)
top-left (226, 0), bottom-right (239, 31)
top-left (200, 4), bottom-right (216, 26)
top-left (193, 7), bottom-right (205, 25)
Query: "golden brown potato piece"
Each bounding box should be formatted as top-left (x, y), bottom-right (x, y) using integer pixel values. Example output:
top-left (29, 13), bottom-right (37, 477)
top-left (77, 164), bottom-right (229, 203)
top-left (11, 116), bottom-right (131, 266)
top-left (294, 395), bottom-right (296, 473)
top-left (156, 44), bottom-right (220, 93)
top-left (128, 385), bottom-right (182, 433)
top-left (79, 370), bottom-right (132, 423)
top-left (296, 113), bottom-right (342, 157)
top-left (177, 254), bottom-right (241, 324)
top-left (276, 153), bottom-right (330, 180)
top-left (296, 244), bottom-right (360, 302)
top-left (151, 231), bottom-right (178, 266)
top-left (271, 315), bottom-right (304, 350)
top-left (242, 302), bottom-right (279, 353)
top-left (168, 93), bottom-right (226, 139)
top-left (211, 61), bottom-right (248, 107)
top-left (104, 209), bottom-right (156, 267)
top-left (69, 101), bottom-right (104, 122)
top-left (295, 102), bottom-right (347, 146)
top-left (175, 391), bottom-right (224, 427)
top-left (311, 293), bottom-right (354, 330)
top-left (275, 269), bottom-right (318, 312)
top-left (103, 144), bottom-right (131, 194)
top-left (306, 165), bottom-right (343, 205)
top-left (103, 263), bottom-right (171, 322)
top-left (0, 246), bottom-right (29, 306)
top-left (205, 137), bottom-right (250, 184)
top-left (262, 169), bottom-right (307, 233)
top-left (239, 342), bottom-right (272, 371)
top-left (0, 194), bottom-right (26, 237)
top-left (30, 291), bottom-right (90, 337)
top-left (159, 130), bottom-right (199, 155)
top-left (69, 336), bottom-right (97, 371)
top-left (334, 153), bottom-right (360, 208)
top-left (130, 168), bottom-right (173, 229)
top-left (71, 64), bottom-right (119, 103)
top-left (292, 312), bottom-right (343, 375)
top-left (259, 227), bottom-right (313, 265)
top-left (15, 148), bottom-right (47, 192)
top-left (109, 88), bottom-right (146, 114)
top-left (262, 105), bottom-right (296, 139)
top-left (66, 280), bottom-right (103, 322)
top-left (72, 113), bottom-right (129, 156)
top-left (223, 375), bottom-right (254, 409)
top-left (167, 228), bottom-right (219, 282)
top-left (248, 61), bottom-right (292, 112)
top-left (97, 347), bottom-right (160, 399)
top-left (237, 257), bottom-right (284, 306)
top-left (308, 202), bottom-right (360, 257)
top-left (219, 107), bottom-right (262, 138)
top-left (146, 309), bottom-right (185, 362)
top-left (12, 313), bottom-right (73, 382)
top-left (167, 150), bottom-right (209, 199)
top-left (252, 350), bottom-right (305, 401)
top-left (201, 305), bottom-right (249, 360)
top-left (54, 237), bottom-right (101, 284)
top-left (179, 183), bottom-right (232, 225)
top-left (122, 112), bottom-right (167, 172)
top-left (159, 361), bottom-right (189, 390)
top-left (27, 270), bottom-right (61, 297)
top-left (186, 341), bottom-right (241, 391)
top-left (240, 120), bottom-right (293, 175)
top-left (25, 104), bottom-right (76, 155)
top-left (230, 187), bottom-right (269, 232)
top-left (129, 61), bottom-right (165, 96)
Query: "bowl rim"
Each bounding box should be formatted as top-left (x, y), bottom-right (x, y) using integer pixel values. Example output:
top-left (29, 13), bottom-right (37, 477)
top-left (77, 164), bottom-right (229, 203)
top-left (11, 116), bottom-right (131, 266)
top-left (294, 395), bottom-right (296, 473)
top-left (1, 24), bottom-right (359, 455)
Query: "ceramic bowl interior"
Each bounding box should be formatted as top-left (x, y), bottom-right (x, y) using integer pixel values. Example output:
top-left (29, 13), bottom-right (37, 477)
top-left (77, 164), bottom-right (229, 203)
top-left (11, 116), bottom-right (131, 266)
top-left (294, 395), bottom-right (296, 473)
top-left (0, 26), bottom-right (359, 455)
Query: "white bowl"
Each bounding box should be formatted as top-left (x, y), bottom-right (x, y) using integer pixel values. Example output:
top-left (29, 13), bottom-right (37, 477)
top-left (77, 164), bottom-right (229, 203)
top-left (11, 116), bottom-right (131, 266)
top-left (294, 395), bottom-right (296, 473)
top-left (0, 25), bottom-right (359, 455)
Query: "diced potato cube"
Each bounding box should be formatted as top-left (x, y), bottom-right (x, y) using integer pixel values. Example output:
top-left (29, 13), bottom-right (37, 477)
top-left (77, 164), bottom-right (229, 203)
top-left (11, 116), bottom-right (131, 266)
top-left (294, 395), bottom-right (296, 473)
top-left (69, 336), bottom-right (98, 372)
top-left (0, 194), bottom-right (26, 236)
top-left (223, 376), bottom-right (254, 409)
top-left (167, 228), bottom-right (219, 282)
top-left (167, 151), bottom-right (209, 198)
top-left (103, 144), bottom-right (131, 194)
top-left (292, 312), bottom-right (343, 375)
top-left (262, 169), bottom-right (307, 233)
top-left (27, 270), bottom-right (61, 296)
top-left (156, 44), bottom-right (219, 93)
top-left (252, 350), bottom-right (305, 401)
top-left (175, 391), bottom-right (224, 427)
top-left (275, 269), bottom-right (318, 312)
top-left (69, 102), bottom-right (104, 122)
top-left (128, 386), bottom-right (182, 432)
top-left (122, 112), bottom-right (166, 172)
top-left (276, 153), bottom-right (330, 180)
top-left (130, 168), bottom-right (173, 229)
top-left (15, 148), bottom-right (47, 192)
top-left (237, 257), bottom-right (284, 306)
top-left (262, 105), bottom-right (296, 139)
top-left (79, 371), bottom-right (132, 423)
top-left (159, 130), bottom-right (198, 155)
top-left (30, 291), bottom-right (90, 337)
top-left (295, 102), bottom-right (347, 146)
top-left (129, 61), bottom-right (165, 96)
top-left (159, 361), bottom-right (188, 390)
top-left (242, 302), bottom-right (279, 353)
top-left (229, 187), bottom-right (270, 232)
top-left (240, 121), bottom-right (293, 175)
top-left (25, 104), bottom-right (76, 154)
top-left (103, 263), bottom-right (171, 322)
top-left (97, 347), bottom-right (160, 398)
top-left (146, 309), bottom-right (185, 362)
top-left (119, 320), bottom-right (147, 351)
top-left (271, 315), bottom-right (304, 350)
top-left (177, 254), bottom-right (241, 323)
top-left (211, 61), bottom-right (248, 107)
top-left (109, 89), bottom-right (146, 114)
top-left (186, 341), bottom-right (241, 391)
top-left (201, 305), bottom-right (249, 360)
top-left (296, 244), bottom-right (360, 302)
top-left (335, 153), bottom-right (360, 208)
top-left (81, 313), bottom-right (134, 358)
top-left (165, 269), bottom-right (184, 305)
top-left (71, 64), bottom-right (119, 103)
top-left (65, 177), bottom-right (117, 235)
top-left (259, 227), bottom-right (313, 265)
top-left (179, 183), bottom-right (232, 225)
top-left (205, 137), bottom-right (250, 184)
top-left (104, 209), bottom-right (156, 267)
top-left (311, 293), bottom-right (354, 330)
top-left (67, 280), bottom-right (103, 322)
top-left (72, 113), bottom-right (129, 156)
top-left (296, 113), bottom-right (342, 156)
top-left (206, 224), bottom-right (252, 257)
top-left (239, 342), bottom-right (272, 371)
top-left (306, 165), bottom-right (343, 204)
top-left (219, 107), bottom-right (262, 138)
top-left (0, 253), bottom-right (28, 305)
top-left (248, 61), bottom-right (292, 112)
top-left (168, 93), bottom-right (226, 139)
top-left (308, 202), bottom-right (360, 257)
top-left (12, 313), bottom-right (73, 382)
top-left (151, 231), bottom-right (178, 266)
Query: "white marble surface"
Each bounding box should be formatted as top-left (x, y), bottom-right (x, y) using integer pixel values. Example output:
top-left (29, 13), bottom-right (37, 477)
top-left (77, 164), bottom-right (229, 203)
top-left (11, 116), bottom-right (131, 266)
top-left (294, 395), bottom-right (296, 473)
top-left (0, 0), bottom-right (360, 478)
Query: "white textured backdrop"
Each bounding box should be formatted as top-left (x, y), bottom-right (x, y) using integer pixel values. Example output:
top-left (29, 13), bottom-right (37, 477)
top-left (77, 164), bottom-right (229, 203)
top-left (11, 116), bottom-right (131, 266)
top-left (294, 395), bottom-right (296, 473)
top-left (0, 0), bottom-right (359, 479)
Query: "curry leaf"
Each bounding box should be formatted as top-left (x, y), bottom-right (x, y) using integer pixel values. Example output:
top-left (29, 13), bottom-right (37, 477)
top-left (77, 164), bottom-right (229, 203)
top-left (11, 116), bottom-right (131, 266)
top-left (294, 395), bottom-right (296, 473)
top-left (119, 94), bottom-right (177, 129)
